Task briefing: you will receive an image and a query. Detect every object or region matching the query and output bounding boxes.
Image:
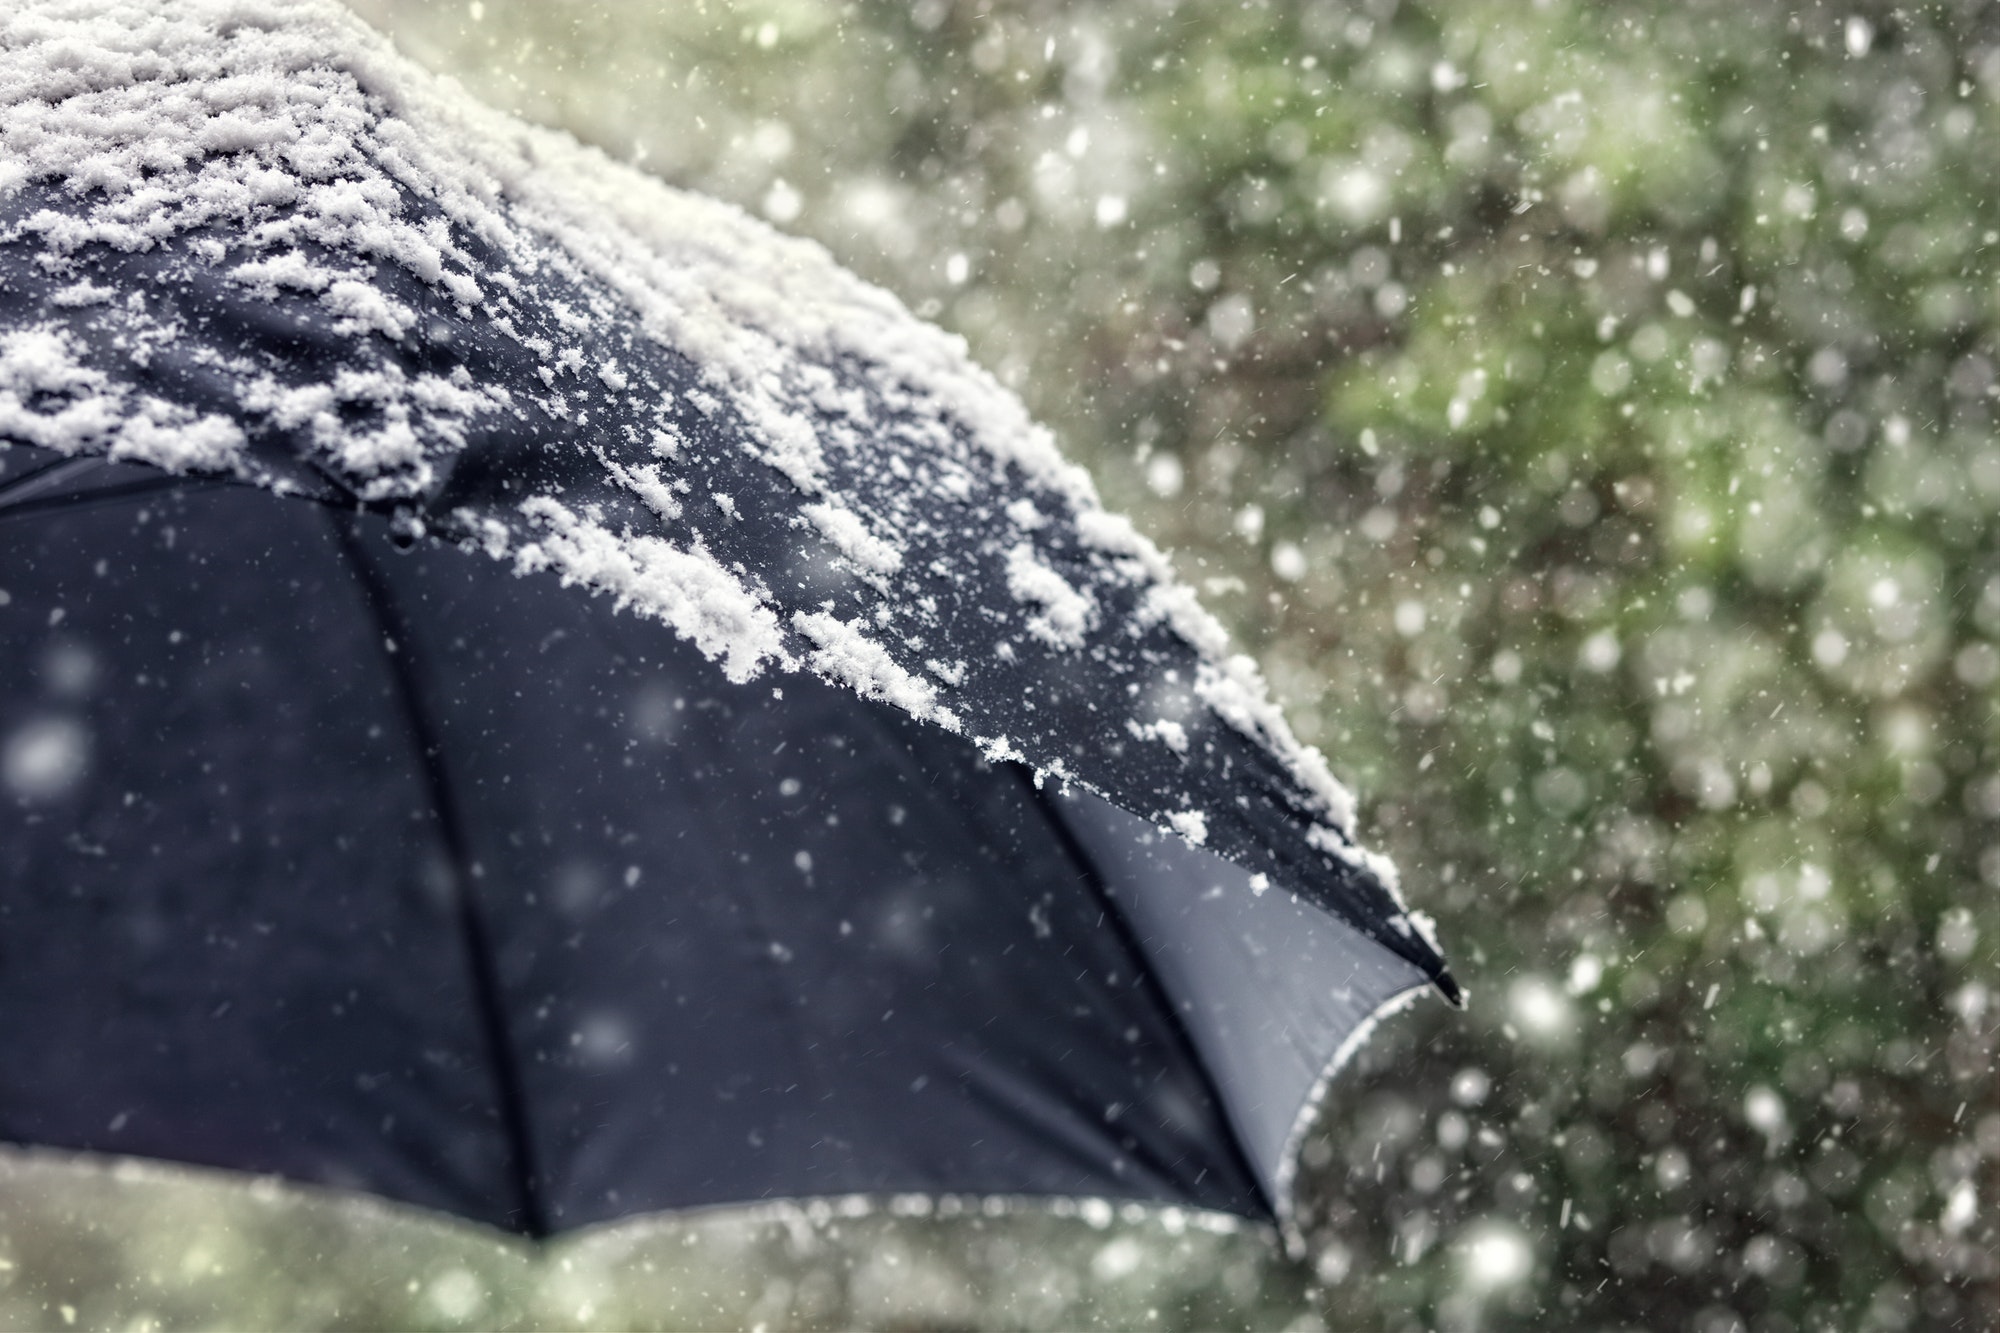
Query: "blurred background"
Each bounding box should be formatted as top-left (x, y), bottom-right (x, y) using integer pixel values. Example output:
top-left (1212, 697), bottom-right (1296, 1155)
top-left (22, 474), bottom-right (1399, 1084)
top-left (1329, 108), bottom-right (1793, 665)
top-left (4, 0), bottom-right (1997, 1328)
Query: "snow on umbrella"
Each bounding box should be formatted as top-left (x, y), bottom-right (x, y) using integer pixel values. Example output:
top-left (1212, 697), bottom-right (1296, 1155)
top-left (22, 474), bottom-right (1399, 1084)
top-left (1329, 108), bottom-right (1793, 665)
top-left (0, 0), bottom-right (1456, 1243)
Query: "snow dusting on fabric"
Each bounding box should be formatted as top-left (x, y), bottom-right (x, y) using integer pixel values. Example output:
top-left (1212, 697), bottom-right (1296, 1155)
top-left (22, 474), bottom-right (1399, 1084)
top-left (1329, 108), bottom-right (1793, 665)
top-left (0, 0), bottom-right (1452, 997)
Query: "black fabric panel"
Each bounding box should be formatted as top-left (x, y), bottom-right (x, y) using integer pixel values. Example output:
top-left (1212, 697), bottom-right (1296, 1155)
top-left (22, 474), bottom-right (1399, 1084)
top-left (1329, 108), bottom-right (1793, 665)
top-left (0, 477), bottom-right (521, 1225)
top-left (353, 519), bottom-right (1267, 1228)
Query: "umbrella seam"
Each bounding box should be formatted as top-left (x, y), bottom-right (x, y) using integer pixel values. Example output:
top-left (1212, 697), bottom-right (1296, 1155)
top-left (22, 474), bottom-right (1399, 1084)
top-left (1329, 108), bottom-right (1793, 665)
top-left (330, 512), bottom-right (553, 1238)
top-left (0, 1145), bottom-right (1278, 1250)
top-left (704, 737), bottom-right (843, 1203)
top-left (1015, 770), bottom-right (1274, 1225)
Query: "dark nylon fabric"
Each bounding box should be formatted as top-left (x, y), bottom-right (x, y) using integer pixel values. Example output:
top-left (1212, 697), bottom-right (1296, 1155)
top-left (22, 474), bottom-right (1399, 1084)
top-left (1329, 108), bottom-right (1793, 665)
top-left (0, 451), bottom-right (517, 1222)
top-left (0, 176), bottom-right (1456, 1003)
top-left (0, 451), bottom-right (1266, 1232)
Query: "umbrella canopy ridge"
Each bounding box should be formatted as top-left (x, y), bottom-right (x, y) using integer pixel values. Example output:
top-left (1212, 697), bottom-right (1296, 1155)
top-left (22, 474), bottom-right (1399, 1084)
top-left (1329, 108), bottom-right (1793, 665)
top-left (0, 0), bottom-right (1454, 999)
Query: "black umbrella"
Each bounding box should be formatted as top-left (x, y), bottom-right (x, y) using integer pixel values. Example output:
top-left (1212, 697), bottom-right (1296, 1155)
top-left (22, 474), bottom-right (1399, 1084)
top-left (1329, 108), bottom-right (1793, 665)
top-left (0, 0), bottom-right (1455, 1243)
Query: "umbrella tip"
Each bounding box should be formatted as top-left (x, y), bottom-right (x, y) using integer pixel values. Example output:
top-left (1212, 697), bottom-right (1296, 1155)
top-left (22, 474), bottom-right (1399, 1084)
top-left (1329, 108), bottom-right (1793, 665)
top-left (1433, 970), bottom-right (1468, 1009)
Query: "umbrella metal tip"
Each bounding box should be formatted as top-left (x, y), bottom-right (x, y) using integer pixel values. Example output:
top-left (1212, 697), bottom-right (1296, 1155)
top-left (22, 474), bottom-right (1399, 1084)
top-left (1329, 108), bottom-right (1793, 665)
top-left (1434, 971), bottom-right (1468, 1009)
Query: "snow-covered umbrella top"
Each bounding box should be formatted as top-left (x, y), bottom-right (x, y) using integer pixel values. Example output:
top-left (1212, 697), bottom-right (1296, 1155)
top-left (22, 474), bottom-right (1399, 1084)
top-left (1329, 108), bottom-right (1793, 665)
top-left (0, 0), bottom-right (1455, 1003)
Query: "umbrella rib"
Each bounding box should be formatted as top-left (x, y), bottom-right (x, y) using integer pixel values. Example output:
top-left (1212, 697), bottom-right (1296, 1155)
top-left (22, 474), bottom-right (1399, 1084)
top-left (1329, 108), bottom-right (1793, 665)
top-left (0, 447), bottom-right (350, 526)
top-left (0, 469), bottom-right (221, 522)
top-left (329, 513), bottom-right (552, 1239)
top-left (1013, 771), bottom-right (1274, 1222)
top-left (0, 454), bottom-right (102, 509)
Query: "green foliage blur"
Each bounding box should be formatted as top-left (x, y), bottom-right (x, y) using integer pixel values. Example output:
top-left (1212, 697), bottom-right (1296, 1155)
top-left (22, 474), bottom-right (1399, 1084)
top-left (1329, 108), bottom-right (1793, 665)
top-left (7, 0), bottom-right (1996, 1328)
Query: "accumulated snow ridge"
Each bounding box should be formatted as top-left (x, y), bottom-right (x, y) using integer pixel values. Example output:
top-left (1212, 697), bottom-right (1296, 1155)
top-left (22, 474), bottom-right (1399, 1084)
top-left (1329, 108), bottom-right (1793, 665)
top-left (513, 499), bottom-right (785, 684)
top-left (0, 0), bottom-right (1450, 996)
top-left (794, 610), bottom-right (958, 728)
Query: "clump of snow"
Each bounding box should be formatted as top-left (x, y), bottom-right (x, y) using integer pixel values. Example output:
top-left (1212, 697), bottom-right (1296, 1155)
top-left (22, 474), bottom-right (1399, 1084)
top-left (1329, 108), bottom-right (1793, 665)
top-left (515, 499), bottom-right (785, 683)
top-left (1004, 543), bottom-right (1095, 649)
top-left (48, 280), bottom-right (115, 307)
top-left (975, 733), bottom-right (1027, 766)
top-left (802, 500), bottom-right (903, 575)
top-left (1128, 717), bottom-right (1190, 754)
top-left (795, 610), bottom-right (960, 729)
top-left (1004, 497), bottom-right (1047, 530)
top-left (602, 456), bottom-right (684, 522)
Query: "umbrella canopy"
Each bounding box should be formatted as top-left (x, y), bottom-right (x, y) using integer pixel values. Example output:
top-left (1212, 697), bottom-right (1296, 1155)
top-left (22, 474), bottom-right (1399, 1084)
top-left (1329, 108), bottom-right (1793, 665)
top-left (0, 0), bottom-right (1455, 1240)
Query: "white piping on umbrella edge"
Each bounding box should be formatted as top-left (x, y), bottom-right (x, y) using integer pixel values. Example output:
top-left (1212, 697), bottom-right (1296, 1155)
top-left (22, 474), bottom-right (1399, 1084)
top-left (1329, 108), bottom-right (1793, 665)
top-left (1268, 979), bottom-right (1448, 1259)
top-left (3, 981), bottom-right (1455, 1264)
top-left (0, 1142), bottom-right (1265, 1246)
